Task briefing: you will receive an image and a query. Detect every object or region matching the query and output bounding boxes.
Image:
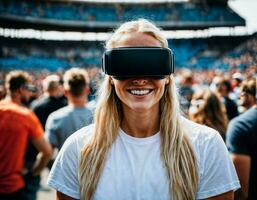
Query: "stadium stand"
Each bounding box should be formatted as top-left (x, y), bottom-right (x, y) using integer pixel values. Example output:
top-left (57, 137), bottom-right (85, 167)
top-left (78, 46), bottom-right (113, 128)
top-left (214, 33), bottom-right (257, 70)
top-left (0, 35), bottom-right (251, 71)
top-left (0, 0), bottom-right (245, 31)
top-left (171, 35), bottom-right (250, 69)
top-left (0, 37), bottom-right (104, 70)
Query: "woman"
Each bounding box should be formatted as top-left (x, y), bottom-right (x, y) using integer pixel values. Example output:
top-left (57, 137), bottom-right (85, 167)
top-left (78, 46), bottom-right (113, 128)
top-left (189, 88), bottom-right (228, 140)
top-left (48, 19), bottom-right (239, 200)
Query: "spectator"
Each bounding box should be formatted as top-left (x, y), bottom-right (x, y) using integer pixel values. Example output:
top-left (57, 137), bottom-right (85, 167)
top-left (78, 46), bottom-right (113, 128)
top-left (230, 72), bottom-right (244, 104)
top-left (238, 78), bottom-right (256, 113)
top-left (24, 74), bottom-right (67, 200)
top-left (45, 68), bottom-right (93, 151)
top-left (226, 77), bottom-right (257, 200)
top-left (47, 19), bottom-right (239, 200)
top-left (189, 88), bottom-right (228, 140)
top-left (213, 76), bottom-right (239, 120)
top-left (178, 69), bottom-right (195, 115)
top-left (0, 70), bottom-right (52, 200)
top-left (30, 74), bottom-right (67, 128)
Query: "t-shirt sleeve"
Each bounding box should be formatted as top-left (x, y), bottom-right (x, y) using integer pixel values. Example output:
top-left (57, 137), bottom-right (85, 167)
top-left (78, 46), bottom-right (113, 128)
top-left (226, 119), bottom-right (250, 155)
top-left (196, 132), bottom-right (240, 199)
top-left (28, 111), bottom-right (44, 139)
top-left (47, 134), bottom-right (80, 199)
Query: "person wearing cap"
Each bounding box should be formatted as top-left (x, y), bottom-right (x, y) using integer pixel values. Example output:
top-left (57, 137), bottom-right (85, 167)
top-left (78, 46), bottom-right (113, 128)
top-left (47, 19), bottom-right (239, 200)
top-left (0, 70), bottom-right (52, 200)
top-left (230, 72), bottom-right (244, 107)
top-left (227, 77), bottom-right (257, 200)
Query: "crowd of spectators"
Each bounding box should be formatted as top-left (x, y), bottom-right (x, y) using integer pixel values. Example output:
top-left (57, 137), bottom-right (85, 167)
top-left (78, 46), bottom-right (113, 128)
top-left (0, 0), bottom-right (244, 24)
top-left (1, 66), bottom-right (256, 111)
top-left (0, 34), bottom-right (252, 71)
top-left (0, 38), bottom-right (103, 70)
top-left (1, 34), bottom-right (256, 105)
top-left (1, 33), bottom-right (256, 102)
top-left (214, 33), bottom-right (257, 70)
top-left (0, 56), bottom-right (256, 200)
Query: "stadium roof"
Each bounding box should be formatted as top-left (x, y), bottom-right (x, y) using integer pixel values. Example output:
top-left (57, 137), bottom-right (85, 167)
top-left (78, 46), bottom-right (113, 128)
top-left (0, 26), bottom-right (249, 41)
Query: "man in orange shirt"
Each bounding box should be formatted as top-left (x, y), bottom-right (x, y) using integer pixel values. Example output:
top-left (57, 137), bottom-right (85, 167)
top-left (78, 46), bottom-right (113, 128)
top-left (0, 70), bottom-right (52, 200)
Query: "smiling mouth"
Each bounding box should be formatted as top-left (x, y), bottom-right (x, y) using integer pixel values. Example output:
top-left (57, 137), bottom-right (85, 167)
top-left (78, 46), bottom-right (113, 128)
top-left (127, 89), bottom-right (153, 96)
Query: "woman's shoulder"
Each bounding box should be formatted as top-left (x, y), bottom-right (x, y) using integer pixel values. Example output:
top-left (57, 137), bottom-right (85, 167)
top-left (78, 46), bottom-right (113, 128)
top-left (181, 117), bottom-right (221, 145)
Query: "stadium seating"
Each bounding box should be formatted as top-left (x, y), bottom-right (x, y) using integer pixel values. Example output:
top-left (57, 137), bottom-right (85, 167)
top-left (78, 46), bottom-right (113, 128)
top-left (1, 35), bottom-right (253, 71)
top-left (214, 33), bottom-right (257, 70)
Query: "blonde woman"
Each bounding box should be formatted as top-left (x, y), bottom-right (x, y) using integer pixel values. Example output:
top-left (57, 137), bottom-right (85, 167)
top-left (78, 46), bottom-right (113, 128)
top-left (47, 19), bottom-right (240, 200)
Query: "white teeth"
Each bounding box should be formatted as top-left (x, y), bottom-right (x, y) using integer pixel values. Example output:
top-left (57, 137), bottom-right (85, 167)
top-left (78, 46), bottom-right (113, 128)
top-left (130, 90), bottom-right (151, 95)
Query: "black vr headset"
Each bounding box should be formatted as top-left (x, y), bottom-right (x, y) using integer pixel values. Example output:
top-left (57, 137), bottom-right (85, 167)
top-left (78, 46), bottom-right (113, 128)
top-left (102, 47), bottom-right (174, 80)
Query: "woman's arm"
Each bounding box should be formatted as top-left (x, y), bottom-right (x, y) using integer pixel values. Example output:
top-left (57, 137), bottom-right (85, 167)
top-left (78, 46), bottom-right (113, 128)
top-left (205, 191), bottom-right (234, 200)
top-left (56, 191), bottom-right (79, 200)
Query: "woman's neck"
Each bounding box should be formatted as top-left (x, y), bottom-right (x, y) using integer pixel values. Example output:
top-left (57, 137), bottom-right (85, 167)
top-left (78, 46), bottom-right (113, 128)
top-left (121, 108), bottom-right (160, 138)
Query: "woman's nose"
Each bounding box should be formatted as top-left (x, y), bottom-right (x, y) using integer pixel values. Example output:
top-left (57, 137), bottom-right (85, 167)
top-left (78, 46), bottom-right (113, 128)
top-left (132, 78), bottom-right (148, 85)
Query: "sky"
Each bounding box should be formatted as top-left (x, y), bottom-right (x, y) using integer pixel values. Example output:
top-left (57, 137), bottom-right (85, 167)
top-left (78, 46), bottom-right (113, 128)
top-left (228, 0), bottom-right (257, 34)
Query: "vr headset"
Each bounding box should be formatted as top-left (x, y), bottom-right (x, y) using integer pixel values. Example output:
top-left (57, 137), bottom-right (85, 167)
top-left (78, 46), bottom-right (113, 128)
top-left (102, 47), bottom-right (174, 80)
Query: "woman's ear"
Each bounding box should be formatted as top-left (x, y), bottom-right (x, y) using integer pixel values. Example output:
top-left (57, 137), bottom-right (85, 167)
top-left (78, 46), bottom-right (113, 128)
top-left (165, 77), bottom-right (170, 85)
top-left (109, 77), bottom-right (114, 85)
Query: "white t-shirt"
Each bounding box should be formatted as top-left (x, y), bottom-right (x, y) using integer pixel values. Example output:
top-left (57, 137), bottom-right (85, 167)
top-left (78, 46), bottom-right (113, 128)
top-left (47, 118), bottom-right (240, 200)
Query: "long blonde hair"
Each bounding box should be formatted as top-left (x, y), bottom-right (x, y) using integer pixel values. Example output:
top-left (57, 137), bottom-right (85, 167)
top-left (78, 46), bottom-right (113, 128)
top-left (79, 19), bottom-right (199, 200)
